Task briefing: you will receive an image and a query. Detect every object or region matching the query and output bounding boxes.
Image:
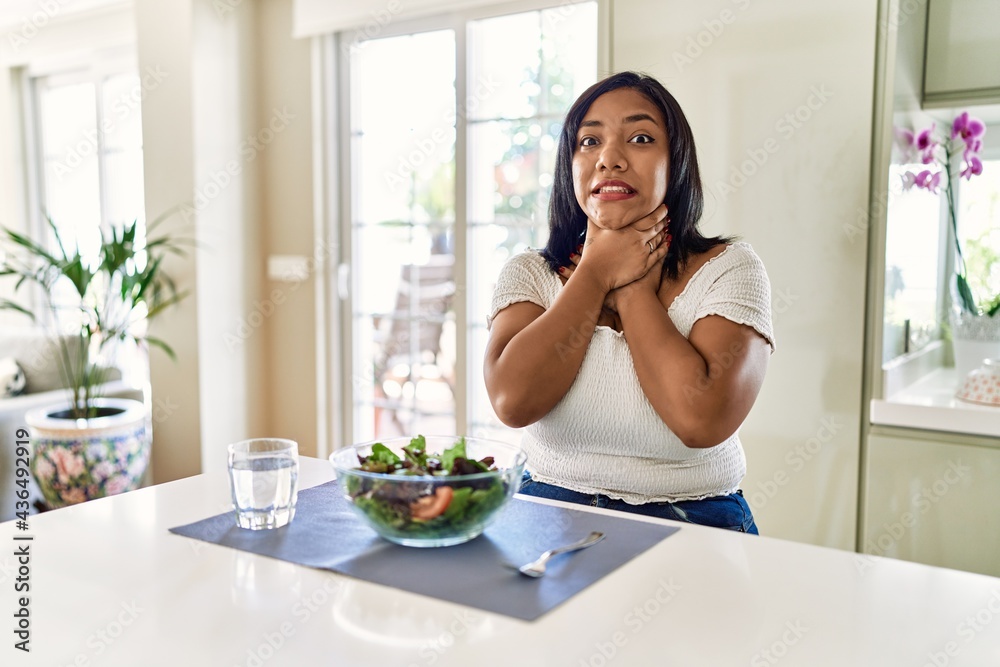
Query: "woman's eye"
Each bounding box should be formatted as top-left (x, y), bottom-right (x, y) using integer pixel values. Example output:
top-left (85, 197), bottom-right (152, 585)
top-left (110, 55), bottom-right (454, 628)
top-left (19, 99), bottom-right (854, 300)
top-left (579, 136), bottom-right (598, 147)
top-left (629, 134), bottom-right (654, 144)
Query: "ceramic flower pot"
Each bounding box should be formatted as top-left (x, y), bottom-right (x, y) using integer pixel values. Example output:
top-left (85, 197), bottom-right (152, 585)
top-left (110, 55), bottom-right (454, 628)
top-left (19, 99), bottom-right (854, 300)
top-left (25, 398), bottom-right (150, 508)
top-left (950, 310), bottom-right (1000, 382)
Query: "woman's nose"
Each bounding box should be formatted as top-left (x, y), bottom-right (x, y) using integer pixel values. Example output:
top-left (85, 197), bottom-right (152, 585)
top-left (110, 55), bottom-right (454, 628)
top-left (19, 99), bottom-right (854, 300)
top-left (596, 141), bottom-right (626, 171)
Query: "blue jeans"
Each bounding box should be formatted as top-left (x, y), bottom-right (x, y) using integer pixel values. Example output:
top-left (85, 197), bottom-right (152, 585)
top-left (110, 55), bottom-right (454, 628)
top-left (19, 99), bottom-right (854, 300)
top-left (517, 472), bottom-right (759, 534)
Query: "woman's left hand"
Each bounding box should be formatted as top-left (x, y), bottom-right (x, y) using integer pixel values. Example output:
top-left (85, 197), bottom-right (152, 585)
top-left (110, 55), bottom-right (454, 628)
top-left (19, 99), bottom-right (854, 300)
top-left (562, 232), bottom-right (671, 312)
top-left (606, 240), bottom-right (669, 310)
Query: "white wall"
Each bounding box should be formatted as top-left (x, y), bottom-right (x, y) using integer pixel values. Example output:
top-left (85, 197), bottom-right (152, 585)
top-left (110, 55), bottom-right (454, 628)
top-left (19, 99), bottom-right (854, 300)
top-left (613, 0), bottom-right (878, 549)
top-left (255, 0), bottom-right (318, 457)
top-left (134, 0), bottom-right (290, 478)
top-left (132, 0), bottom-right (203, 482)
top-left (190, 0), bottom-right (268, 472)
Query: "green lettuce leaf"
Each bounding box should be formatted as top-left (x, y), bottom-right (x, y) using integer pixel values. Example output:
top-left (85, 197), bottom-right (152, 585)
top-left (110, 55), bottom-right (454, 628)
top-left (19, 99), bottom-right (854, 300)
top-left (368, 442), bottom-right (400, 466)
top-left (440, 436), bottom-right (467, 474)
top-left (403, 435), bottom-right (428, 470)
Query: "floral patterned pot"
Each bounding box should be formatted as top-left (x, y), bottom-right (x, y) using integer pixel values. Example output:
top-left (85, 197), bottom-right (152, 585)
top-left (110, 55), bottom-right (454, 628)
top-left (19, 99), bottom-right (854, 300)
top-left (25, 398), bottom-right (150, 508)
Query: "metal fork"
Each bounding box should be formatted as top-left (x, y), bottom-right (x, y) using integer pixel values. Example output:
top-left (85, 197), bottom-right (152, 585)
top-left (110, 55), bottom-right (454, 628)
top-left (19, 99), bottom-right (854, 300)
top-left (515, 531), bottom-right (606, 578)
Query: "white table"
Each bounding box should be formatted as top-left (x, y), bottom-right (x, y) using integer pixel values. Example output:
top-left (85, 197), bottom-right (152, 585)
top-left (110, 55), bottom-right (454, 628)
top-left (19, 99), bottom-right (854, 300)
top-left (3, 456), bottom-right (999, 666)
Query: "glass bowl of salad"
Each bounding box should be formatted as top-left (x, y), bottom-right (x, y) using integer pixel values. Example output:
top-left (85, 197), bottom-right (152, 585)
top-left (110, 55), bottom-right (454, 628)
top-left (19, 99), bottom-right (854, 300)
top-left (329, 435), bottom-right (527, 547)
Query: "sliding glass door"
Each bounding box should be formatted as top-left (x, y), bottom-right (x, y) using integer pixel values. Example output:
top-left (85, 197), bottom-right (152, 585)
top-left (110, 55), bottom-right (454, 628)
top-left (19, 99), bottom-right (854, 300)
top-left (343, 2), bottom-right (597, 443)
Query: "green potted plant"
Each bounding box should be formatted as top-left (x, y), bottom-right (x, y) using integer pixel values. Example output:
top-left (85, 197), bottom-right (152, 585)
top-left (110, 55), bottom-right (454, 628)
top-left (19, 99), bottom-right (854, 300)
top-left (898, 111), bottom-right (994, 380)
top-left (0, 213), bottom-right (188, 507)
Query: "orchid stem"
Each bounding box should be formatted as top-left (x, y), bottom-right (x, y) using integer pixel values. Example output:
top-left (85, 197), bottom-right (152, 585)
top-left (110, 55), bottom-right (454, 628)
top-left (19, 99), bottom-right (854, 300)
top-left (943, 144), bottom-right (967, 279)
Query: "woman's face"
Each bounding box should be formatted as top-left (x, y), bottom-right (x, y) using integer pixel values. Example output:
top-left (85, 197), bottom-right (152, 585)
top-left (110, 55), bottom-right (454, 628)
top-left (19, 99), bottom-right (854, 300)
top-left (572, 88), bottom-right (670, 231)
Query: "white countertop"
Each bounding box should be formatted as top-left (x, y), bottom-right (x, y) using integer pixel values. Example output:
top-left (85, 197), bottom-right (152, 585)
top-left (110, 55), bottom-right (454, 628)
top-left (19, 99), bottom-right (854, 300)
top-left (871, 367), bottom-right (1000, 438)
top-left (3, 457), bottom-right (1000, 666)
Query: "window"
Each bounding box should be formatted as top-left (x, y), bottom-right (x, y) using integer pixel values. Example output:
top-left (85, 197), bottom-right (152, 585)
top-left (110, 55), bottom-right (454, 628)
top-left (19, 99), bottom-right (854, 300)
top-left (31, 62), bottom-right (147, 325)
top-left (958, 157), bottom-right (1000, 313)
top-left (343, 2), bottom-right (598, 443)
top-left (882, 113), bottom-right (1000, 365)
top-left (882, 161), bottom-right (945, 362)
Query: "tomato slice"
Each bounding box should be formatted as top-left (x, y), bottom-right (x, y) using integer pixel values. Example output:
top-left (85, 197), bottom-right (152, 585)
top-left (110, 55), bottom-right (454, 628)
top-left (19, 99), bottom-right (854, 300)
top-left (410, 486), bottom-right (454, 520)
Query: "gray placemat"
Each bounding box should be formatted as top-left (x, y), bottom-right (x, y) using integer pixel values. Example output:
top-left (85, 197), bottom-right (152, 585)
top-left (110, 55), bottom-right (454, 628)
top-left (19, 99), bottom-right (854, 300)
top-left (169, 480), bottom-right (679, 621)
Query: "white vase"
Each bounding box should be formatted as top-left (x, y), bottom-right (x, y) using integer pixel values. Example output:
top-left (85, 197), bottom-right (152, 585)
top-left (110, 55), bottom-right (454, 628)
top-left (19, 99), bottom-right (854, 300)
top-left (950, 310), bottom-right (1000, 381)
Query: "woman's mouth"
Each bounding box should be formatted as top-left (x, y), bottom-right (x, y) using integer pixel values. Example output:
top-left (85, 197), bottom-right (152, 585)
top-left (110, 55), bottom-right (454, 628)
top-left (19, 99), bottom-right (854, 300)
top-left (592, 182), bottom-right (637, 201)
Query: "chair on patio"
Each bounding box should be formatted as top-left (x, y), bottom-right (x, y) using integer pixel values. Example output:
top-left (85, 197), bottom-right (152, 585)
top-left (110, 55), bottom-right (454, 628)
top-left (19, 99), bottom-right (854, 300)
top-left (372, 254), bottom-right (456, 435)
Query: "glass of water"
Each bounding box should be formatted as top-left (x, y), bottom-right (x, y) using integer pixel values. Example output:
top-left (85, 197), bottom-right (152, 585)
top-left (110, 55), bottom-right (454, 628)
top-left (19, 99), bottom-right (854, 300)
top-left (227, 438), bottom-right (299, 530)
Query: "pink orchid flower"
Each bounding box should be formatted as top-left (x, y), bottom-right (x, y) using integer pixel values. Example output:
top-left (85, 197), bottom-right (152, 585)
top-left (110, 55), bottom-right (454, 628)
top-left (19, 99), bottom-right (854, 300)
top-left (914, 169), bottom-right (941, 194)
top-left (893, 126), bottom-right (916, 161)
top-left (951, 111), bottom-right (986, 145)
top-left (964, 139), bottom-right (983, 160)
top-left (961, 155), bottom-right (984, 180)
top-left (915, 124), bottom-right (936, 151)
top-left (894, 126), bottom-right (914, 147)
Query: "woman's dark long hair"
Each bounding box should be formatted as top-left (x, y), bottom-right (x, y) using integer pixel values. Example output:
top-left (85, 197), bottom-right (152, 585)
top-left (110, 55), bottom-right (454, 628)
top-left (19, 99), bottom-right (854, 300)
top-left (541, 71), bottom-right (731, 280)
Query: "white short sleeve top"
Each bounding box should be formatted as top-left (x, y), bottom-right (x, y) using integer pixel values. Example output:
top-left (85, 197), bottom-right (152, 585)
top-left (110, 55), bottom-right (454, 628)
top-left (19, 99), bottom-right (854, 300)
top-left (487, 242), bottom-right (774, 503)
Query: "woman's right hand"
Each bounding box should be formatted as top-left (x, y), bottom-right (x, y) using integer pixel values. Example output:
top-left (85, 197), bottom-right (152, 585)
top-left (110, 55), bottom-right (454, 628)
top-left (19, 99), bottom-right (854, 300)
top-left (573, 204), bottom-right (670, 293)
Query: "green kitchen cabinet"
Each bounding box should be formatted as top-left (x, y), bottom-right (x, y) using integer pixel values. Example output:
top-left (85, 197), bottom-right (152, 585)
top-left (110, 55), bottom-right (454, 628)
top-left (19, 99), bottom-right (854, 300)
top-left (863, 429), bottom-right (1000, 577)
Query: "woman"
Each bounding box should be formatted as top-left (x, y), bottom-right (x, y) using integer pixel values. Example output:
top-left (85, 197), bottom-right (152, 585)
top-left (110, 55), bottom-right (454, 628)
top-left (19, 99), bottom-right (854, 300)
top-left (484, 71), bottom-right (774, 533)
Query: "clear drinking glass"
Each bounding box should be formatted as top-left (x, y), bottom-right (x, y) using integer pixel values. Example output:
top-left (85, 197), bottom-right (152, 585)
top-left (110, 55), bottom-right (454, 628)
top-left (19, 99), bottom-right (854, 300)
top-left (227, 438), bottom-right (299, 530)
